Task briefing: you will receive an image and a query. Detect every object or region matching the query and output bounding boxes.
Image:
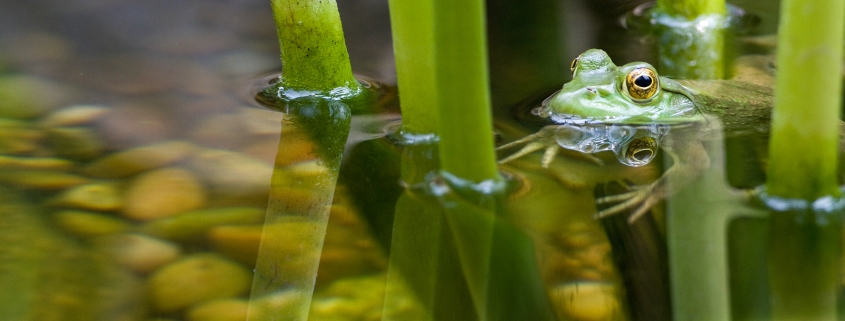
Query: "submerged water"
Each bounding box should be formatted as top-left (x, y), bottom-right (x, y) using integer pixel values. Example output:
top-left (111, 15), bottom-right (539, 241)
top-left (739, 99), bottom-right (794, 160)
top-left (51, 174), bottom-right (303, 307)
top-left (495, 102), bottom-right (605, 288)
top-left (0, 0), bottom-right (791, 320)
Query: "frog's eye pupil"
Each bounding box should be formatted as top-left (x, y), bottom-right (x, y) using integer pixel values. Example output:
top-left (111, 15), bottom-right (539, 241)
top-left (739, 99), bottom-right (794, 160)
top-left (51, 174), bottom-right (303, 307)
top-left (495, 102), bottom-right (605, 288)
top-left (625, 67), bottom-right (659, 101)
top-left (634, 75), bottom-right (652, 88)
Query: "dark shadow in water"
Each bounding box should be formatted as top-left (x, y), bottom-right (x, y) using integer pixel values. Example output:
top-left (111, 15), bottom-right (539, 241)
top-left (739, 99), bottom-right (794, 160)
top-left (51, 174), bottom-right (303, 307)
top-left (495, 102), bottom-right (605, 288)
top-left (595, 180), bottom-right (672, 321)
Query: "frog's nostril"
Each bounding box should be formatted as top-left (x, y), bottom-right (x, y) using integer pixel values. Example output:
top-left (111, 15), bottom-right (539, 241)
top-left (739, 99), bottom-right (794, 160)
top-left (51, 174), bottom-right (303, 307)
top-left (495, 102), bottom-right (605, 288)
top-left (585, 87), bottom-right (598, 98)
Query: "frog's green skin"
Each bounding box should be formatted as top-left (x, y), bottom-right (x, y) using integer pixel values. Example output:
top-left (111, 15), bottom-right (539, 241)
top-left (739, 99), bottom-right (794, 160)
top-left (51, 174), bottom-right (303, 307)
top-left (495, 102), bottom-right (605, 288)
top-left (498, 49), bottom-right (776, 221)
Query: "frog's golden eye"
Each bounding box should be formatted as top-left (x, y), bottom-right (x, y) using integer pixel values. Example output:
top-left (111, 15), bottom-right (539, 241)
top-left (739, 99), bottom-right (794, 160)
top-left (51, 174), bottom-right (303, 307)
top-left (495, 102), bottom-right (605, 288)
top-left (625, 67), bottom-right (658, 101)
top-left (570, 56), bottom-right (579, 73)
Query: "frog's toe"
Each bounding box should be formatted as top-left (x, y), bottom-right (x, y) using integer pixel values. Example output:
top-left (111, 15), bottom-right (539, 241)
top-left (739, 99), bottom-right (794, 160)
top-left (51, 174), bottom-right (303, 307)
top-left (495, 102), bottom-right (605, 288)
top-left (498, 141), bottom-right (547, 164)
top-left (594, 182), bottom-right (663, 222)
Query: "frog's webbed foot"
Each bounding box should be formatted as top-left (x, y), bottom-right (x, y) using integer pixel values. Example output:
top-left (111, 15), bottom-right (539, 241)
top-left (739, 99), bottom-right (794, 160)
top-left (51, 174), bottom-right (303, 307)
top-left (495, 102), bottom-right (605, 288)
top-left (594, 180), bottom-right (665, 223)
top-left (498, 126), bottom-right (603, 168)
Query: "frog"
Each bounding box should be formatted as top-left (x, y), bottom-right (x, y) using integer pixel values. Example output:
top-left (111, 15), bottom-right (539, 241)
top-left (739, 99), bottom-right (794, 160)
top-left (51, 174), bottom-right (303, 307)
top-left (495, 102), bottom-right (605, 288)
top-left (497, 48), bottom-right (777, 222)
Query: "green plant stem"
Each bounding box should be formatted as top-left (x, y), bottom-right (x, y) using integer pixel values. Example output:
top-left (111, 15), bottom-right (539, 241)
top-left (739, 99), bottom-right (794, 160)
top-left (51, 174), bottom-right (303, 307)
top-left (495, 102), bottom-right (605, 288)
top-left (766, 0), bottom-right (844, 199)
top-left (432, 0), bottom-right (500, 183)
top-left (388, 0), bottom-right (438, 135)
top-left (247, 1), bottom-right (361, 320)
top-left (764, 1), bottom-right (845, 319)
top-left (666, 128), bottom-right (767, 321)
top-left (270, 0), bottom-right (359, 92)
top-left (653, 0), bottom-right (726, 79)
top-left (656, 0), bottom-right (724, 19)
top-left (767, 208), bottom-right (842, 321)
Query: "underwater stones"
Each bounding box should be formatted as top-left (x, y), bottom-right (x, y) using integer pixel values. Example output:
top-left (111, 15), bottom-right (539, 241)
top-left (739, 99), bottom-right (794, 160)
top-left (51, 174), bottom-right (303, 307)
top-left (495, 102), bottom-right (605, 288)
top-left (0, 169), bottom-right (87, 189)
top-left (550, 282), bottom-right (623, 321)
top-left (0, 155), bottom-right (74, 170)
top-left (0, 118), bottom-right (44, 155)
top-left (189, 148), bottom-right (272, 205)
top-left (147, 253), bottom-right (251, 313)
top-left (49, 182), bottom-right (123, 211)
top-left (0, 74), bottom-right (70, 120)
top-left (98, 233), bottom-right (181, 274)
top-left (45, 126), bottom-right (105, 160)
top-left (186, 299), bottom-right (249, 321)
top-left (190, 113), bottom-right (250, 150)
top-left (38, 104), bottom-right (109, 128)
top-left (83, 141), bottom-right (196, 178)
top-left (310, 274), bottom-right (389, 321)
top-left (122, 167), bottom-right (207, 221)
top-left (207, 225), bottom-right (263, 265)
top-left (139, 207), bottom-right (266, 243)
top-left (53, 210), bottom-right (130, 238)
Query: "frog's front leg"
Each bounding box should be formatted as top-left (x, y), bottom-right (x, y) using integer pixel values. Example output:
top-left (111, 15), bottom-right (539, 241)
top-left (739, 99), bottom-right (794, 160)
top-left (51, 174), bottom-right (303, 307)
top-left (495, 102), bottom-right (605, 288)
top-left (497, 125), bottom-right (603, 167)
top-left (595, 133), bottom-right (710, 222)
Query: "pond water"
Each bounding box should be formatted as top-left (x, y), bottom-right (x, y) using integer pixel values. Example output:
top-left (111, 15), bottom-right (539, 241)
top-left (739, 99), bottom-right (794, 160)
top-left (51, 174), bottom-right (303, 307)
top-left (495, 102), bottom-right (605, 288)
top-left (0, 0), bottom-right (790, 320)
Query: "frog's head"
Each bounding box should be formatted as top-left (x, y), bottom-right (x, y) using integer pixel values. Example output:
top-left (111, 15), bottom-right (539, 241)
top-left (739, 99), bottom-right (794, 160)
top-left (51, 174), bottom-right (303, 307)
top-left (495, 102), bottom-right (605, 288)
top-left (541, 49), bottom-right (698, 125)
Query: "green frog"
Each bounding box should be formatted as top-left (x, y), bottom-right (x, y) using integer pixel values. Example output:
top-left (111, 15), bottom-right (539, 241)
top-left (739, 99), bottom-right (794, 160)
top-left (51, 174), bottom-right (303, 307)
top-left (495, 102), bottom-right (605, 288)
top-left (498, 49), bottom-right (777, 222)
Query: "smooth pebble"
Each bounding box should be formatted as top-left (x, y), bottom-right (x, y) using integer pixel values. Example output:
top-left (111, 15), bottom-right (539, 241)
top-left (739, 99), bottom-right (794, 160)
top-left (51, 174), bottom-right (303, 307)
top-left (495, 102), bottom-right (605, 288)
top-left (147, 253), bottom-right (251, 313)
top-left (139, 207), bottom-right (265, 243)
top-left (83, 141), bottom-right (196, 178)
top-left (49, 182), bottom-right (123, 211)
top-left (549, 282), bottom-right (623, 321)
top-left (122, 167), bottom-right (206, 221)
top-left (39, 104), bottom-right (109, 128)
top-left (98, 233), bottom-right (181, 274)
top-left (186, 299), bottom-right (249, 321)
top-left (53, 210), bottom-right (131, 238)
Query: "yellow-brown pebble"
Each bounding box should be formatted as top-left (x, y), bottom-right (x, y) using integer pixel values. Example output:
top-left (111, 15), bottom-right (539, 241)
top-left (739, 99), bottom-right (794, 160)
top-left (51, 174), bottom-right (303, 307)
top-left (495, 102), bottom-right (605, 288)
top-left (0, 170), bottom-right (88, 189)
top-left (139, 207), bottom-right (265, 243)
top-left (83, 141), bottom-right (196, 178)
top-left (97, 233), bottom-right (181, 274)
top-left (549, 282), bottom-right (625, 321)
top-left (53, 210), bottom-right (130, 238)
top-left (49, 182), bottom-right (123, 211)
top-left (147, 253), bottom-right (251, 313)
top-left (122, 167), bottom-right (206, 221)
top-left (186, 299), bottom-right (249, 321)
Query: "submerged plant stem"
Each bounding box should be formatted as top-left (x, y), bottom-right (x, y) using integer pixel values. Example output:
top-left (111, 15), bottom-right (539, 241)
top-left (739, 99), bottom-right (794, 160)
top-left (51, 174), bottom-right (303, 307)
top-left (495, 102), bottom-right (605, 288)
top-left (766, 0), bottom-right (844, 199)
top-left (764, 0), bottom-right (845, 319)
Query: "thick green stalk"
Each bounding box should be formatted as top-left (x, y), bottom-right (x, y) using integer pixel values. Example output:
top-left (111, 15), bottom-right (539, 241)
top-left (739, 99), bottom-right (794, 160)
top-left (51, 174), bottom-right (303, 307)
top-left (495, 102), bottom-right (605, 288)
top-left (766, 0), bottom-right (843, 199)
top-left (248, 1), bottom-right (361, 320)
top-left (271, 0), bottom-right (358, 92)
top-left (656, 0), bottom-right (724, 19)
top-left (432, 0), bottom-right (500, 183)
top-left (388, 0), bottom-right (438, 134)
top-left (653, 0), bottom-right (726, 79)
top-left (666, 127), bottom-right (767, 321)
top-left (764, 1), bottom-right (845, 320)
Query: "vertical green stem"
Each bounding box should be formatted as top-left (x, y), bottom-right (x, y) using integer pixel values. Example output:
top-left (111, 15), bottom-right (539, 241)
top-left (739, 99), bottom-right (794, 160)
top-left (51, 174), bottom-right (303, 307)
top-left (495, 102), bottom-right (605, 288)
top-left (656, 0), bottom-right (724, 19)
top-left (432, 0), bottom-right (500, 183)
top-left (766, 0), bottom-right (844, 198)
top-left (388, 0), bottom-right (438, 134)
top-left (271, 0), bottom-right (359, 92)
top-left (248, 1), bottom-right (362, 320)
top-left (653, 0), bottom-right (726, 79)
top-left (765, 1), bottom-right (845, 320)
